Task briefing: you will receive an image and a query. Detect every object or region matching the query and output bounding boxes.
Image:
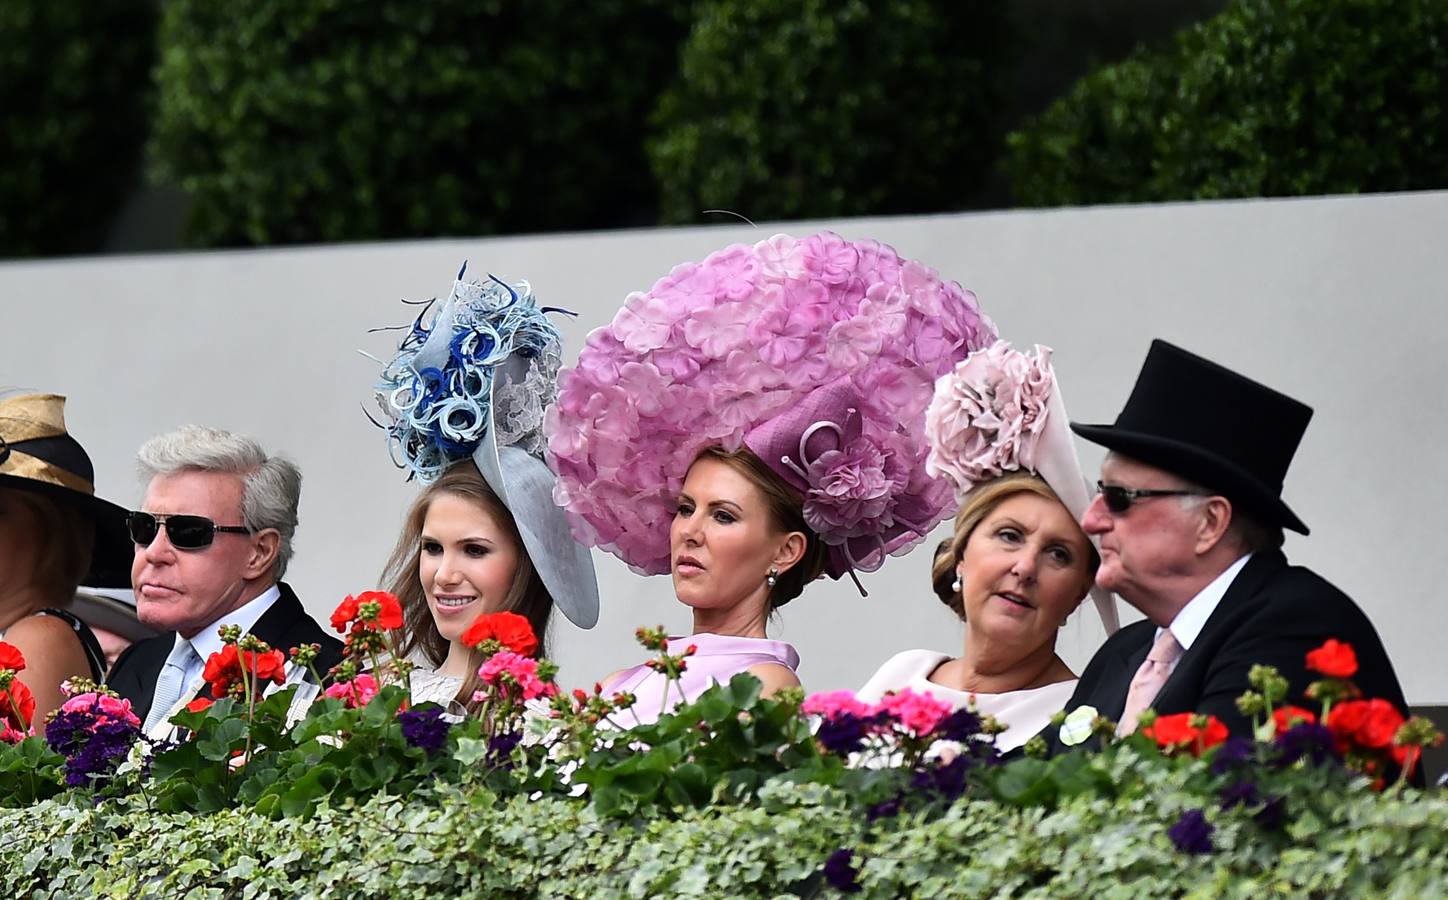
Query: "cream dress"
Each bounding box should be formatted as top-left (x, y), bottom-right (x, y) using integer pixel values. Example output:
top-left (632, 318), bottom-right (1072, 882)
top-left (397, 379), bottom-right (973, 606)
top-left (857, 649), bottom-right (1076, 753)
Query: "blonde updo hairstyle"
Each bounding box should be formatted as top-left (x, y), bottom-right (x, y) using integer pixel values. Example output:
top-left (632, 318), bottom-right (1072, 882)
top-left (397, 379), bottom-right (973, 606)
top-left (933, 471), bottom-right (1099, 621)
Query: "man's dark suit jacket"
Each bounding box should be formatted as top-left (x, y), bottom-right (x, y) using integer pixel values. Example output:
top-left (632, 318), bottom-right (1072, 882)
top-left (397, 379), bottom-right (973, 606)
top-left (107, 582), bottom-right (344, 723)
top-left (1055, 551), bottom-right (1412, 765)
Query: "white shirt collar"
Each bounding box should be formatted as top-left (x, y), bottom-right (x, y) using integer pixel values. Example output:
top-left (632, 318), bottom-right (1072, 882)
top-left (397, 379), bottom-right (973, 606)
top-left (1164, 554), bottom-right (1252, 651)
top-left (183, 584), bottom-right (283, 668)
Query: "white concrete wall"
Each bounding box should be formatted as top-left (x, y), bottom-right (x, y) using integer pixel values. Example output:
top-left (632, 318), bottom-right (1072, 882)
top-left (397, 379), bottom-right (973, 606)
top-left (4, 190), bottom-right (1446, 703)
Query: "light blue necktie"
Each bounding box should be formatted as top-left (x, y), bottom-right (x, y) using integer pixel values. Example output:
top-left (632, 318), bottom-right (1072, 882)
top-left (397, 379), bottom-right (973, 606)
top-left (143, 638), bottom-right (201, 733)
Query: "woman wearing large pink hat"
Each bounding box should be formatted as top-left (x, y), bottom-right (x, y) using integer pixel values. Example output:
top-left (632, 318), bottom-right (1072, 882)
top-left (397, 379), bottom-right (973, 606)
top-left (548, 232), bottom-right (997, 723)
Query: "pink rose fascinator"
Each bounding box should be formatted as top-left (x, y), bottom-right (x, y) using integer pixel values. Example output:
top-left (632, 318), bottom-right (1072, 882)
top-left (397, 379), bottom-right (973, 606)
top-left (924, 340), bottom-right (1119, 633)
top-left (546, 231), bottom-right (997, 591)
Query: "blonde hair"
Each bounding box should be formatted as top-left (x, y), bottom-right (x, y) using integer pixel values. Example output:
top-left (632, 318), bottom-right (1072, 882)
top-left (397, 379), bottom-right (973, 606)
top-left (380, 462), bottom-right (552, 711)
top-left (934, 471), bottom-right (1099, 621)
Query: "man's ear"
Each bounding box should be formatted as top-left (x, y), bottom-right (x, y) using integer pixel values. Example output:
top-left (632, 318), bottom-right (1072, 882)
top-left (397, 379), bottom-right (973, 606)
top-left (771, 531), bottom-right (808, 574)
top-left (1194, 497), bottom-right (1234, 555)
top-left (244, 529), bottom-right (281, 579)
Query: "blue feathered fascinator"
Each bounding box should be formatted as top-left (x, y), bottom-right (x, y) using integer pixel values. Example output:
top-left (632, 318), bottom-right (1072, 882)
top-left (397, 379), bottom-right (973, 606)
top-left (373, 263), bottom-right (599, 628)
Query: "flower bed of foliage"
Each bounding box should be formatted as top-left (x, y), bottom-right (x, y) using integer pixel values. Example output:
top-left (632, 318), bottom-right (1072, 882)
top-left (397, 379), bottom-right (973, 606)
top-left (3, 599), bottom-right (1445, 898)
top-left (5, 759), bottom-right (1448, 898)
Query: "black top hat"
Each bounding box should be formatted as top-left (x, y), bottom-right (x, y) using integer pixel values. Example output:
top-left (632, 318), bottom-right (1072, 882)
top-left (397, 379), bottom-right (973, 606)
top-left (1070, 340), bottom-right (1313, 534)
top-left (0, 392), bottom-right (133, 588)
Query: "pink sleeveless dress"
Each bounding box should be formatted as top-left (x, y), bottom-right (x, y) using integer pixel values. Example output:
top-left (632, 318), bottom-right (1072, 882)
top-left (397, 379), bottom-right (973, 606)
top-left (605, 633), bottom-right (800, 726)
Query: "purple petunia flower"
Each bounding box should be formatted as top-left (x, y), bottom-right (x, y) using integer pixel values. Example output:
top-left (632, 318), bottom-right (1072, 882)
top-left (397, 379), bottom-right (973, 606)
top-left (816, 713), bottom-right (870, 756)
top-left (45, 700), bottom-right (141, 790)
top-left (1210, 736), bottom-right (1255, 774)
top-left (1218, 780), bottom-right (1260, 810)
top-left (934, 708), bottom-right (983, 744)
top-left (866, 795), bottom-right (902, 821)
top-left (486, 731), bottom-right (522, 769)
top-left (822, 849), bottom-right (862, 894)
top-left (398, 706), bottom-right (451, 756)
top-left (1274, 722), bottom-right (1339, 769)
top-left (1168, 809), bottom-right (1215, 854)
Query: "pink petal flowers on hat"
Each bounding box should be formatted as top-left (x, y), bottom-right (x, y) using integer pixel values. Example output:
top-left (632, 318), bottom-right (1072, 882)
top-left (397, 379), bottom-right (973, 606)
top-left (924, 340), bottom-right (1055, 496)
top-left (546, 231), bottom-right (996, 576)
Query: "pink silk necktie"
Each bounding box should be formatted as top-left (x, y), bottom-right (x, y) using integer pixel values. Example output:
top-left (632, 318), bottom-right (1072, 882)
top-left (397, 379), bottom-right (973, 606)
top-left (1117, 629), bottom-right (1184, 736)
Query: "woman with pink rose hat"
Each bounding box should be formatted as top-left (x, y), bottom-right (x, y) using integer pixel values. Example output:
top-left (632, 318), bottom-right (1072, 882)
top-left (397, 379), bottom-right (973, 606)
top-left (857, 341), bottom-right (1120, 752)
top-left (547, 232), bottom-right (997, 723)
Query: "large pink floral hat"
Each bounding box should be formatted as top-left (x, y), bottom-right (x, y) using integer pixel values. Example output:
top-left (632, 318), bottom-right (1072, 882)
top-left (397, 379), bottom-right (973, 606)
top-left (924, 340), bottom-right (1119, 633)
top-left (546, 231), bottom-right (997, 588)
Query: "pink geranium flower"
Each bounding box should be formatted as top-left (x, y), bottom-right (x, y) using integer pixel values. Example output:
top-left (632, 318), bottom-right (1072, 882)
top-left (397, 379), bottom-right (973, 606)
top-left (802, 690), bottom-right (874, 719)
top-left (876, 688), bottom-right (953, 736)
top-left (324, 673), bottom-right (379, 709)
top-left (475, 651), bottom-right (556, 703)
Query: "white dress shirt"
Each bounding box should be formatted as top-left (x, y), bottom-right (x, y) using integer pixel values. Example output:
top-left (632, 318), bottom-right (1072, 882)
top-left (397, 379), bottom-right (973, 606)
top-left (170, 584), bottom-right (281, 688)
top-left (1161, 553), bottom-right (1253, 653)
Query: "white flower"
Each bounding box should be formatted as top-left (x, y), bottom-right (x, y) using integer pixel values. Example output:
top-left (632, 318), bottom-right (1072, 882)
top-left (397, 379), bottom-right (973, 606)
top-left (1059, 705), bottom-right (1098, 747)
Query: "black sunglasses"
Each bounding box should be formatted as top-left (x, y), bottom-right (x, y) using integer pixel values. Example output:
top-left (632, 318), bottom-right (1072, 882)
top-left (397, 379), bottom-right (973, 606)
top-left (1096, 482), bottom-right (1210, 514)
top-left (126, 511), bottom-right (254, 550)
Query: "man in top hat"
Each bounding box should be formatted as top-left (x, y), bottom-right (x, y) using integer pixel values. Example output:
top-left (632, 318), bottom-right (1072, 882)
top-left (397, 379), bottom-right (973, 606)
top-left (106, 425), bottom-right (342, 737)
top-left (1057, 340), bottom-right (1410, 750)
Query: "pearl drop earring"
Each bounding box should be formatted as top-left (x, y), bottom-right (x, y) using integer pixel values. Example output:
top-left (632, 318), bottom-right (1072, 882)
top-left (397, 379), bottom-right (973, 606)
top-left (951, 577), bottom-right (962, 592)
top-left (767, 568), bottom-right (779, 587)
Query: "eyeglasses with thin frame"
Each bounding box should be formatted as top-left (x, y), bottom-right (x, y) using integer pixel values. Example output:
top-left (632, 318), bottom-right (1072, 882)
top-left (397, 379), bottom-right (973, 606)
top-left (126, 511), bottom-right (254, 550)
top-left (1095, 482), bottom-right (1210, 514)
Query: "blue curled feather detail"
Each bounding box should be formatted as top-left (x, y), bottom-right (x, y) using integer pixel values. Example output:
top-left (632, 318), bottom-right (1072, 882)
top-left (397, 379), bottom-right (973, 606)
top-left (372, 266), bottom-right (564, 483)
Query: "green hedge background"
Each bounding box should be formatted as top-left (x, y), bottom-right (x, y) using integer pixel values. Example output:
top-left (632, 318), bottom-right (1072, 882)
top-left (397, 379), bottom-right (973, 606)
top-left (0, 0), bottom-right (155, 256)
top-left (4, 0), bottom-right (1447, 257)
top-left (1004, 0), bottom-right (1448, 207)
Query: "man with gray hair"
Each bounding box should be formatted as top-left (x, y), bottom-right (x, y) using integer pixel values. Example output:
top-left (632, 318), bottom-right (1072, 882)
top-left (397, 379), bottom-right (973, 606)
top-left (107, 426), bottom-right (342, 734)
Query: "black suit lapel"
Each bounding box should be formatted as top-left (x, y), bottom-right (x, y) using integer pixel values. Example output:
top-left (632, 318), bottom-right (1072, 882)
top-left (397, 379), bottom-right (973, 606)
top-left (1153, 551), bottom-right (1288, 711)
top-left (245, 583), bottom-right (308, 651)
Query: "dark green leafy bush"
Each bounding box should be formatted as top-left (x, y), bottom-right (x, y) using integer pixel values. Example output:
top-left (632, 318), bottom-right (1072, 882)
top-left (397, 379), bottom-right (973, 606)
top-left (1006, 0), bottom-right (1448, 206)
top-left (0, 1), bottom-right (155, 257)
top-left (150, 0), bottom-right (686, 247)
top-left (5, 775), bottom-right (1448, 897)
top-left (648, 0), bottom-right (1015, 224)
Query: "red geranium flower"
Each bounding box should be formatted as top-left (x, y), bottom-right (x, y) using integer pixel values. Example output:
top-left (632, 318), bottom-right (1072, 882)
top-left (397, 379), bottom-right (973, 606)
top-left (462, 611), bottom-right (539, 658)
top-left (1326, 698), bottom-right (1405, 751)
top-left (203, 645), bottom-right (241, 697)
top-left (1142, 712), bottom-right (1228, 757)
top-left (185, 697), bottom-right (214, 713)
top-left (331, 595), bottom-right (361, 632)
top-left (1305, 639), bottom-right (1358, 679)
top-left (244, 648), bottom-right (288, 685)
top-left (0, 640), bottom-right (25, 673)
top-left (361, 591), bottom-right (404, 630)
top-left (331, 591), bottom-right (404, 633)
top-left (1, 679), bottom-right (36, 731)
top-left (1272, 705), bottom-right (1318, 736)
top-left (203, 644), bottom-right (288, 698)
